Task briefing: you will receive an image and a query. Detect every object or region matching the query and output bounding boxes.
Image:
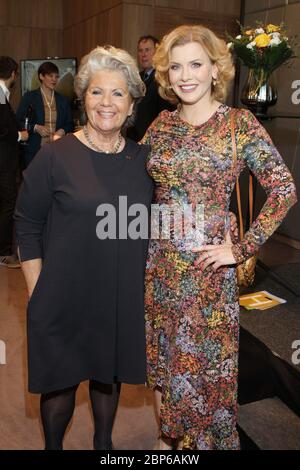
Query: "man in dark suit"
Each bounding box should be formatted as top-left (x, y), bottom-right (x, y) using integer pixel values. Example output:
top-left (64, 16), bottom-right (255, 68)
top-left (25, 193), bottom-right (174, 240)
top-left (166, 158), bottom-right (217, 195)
top-left (0, 56), bottom-right (28, 268)
top-left (127, 35), bottom-right (174, 142)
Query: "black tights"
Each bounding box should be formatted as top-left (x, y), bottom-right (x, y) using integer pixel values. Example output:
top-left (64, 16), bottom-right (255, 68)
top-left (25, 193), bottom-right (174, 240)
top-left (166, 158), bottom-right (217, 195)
top-left (40, 381), bottom-right (121, 450)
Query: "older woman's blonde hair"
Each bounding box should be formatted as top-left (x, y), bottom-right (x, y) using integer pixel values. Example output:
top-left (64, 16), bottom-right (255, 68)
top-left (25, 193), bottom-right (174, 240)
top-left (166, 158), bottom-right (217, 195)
top-left (74, 45), bottom-right (145, 128)
top-left (153, 25), bottom-right (235, 104)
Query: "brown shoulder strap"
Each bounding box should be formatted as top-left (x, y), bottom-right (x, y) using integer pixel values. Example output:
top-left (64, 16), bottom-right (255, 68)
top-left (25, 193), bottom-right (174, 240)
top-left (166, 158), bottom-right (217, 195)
top-left (249, 172), bottom-right (254, 225)
top-left (230, 110), bottom-right (254, 239)
top-left (230, 110), bottom-right (244, 240)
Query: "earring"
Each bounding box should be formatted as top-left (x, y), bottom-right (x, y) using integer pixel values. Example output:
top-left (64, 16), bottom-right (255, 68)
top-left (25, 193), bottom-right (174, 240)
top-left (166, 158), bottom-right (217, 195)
top-left (212, 78), bottom-right (217, 87)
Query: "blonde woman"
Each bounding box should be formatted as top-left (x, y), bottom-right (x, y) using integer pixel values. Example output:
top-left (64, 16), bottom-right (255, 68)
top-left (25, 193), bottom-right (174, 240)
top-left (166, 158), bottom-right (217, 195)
top-left (142, 25), bottom-right (297, 450)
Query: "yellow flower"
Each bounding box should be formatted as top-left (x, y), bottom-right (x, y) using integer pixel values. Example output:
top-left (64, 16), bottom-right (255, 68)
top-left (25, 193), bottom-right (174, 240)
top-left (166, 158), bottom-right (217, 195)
top-left (254, 33), bottom-right (271, 48)
top-left (245, 30), bottom-right (253, 36)
top-left (266, 24), bottom-right (280, 33)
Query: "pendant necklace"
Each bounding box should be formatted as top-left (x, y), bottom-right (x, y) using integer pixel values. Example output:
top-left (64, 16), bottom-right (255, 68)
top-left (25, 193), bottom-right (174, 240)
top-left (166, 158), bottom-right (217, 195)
top-left (83, 126), bottom-right (123, 155)
top-left (41, 87), bottom-right (54, 136)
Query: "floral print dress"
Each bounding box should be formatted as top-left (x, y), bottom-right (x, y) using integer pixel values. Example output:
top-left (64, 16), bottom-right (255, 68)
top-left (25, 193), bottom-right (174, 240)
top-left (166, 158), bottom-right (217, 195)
top-left (142, 104), bottom-right (297, 450)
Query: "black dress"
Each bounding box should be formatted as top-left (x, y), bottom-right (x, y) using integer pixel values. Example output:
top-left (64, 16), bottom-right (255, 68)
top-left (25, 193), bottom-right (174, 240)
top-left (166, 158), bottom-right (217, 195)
top-left (14, 135), bottom-right (153, 393)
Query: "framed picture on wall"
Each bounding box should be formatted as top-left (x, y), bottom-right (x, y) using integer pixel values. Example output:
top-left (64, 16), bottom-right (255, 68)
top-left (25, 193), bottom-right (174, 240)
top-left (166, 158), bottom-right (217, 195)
top-left (20, 57), bottom-right (77, 102)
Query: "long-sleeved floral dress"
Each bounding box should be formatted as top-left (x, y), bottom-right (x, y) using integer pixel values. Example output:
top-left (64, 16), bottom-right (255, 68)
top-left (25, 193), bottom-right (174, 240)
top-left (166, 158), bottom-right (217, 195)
top-left (142, 104), bottom-right (297, 450)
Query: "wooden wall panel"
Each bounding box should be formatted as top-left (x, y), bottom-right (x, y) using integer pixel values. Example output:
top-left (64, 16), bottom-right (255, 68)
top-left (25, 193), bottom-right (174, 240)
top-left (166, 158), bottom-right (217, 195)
top-left (63, 0), bottom-right (122, 28)
top-left (0, 0), bottom-right (241, 107)
top-left (122, 4), bottom-right (154, 57)
top-left (2, 28), bottom-right (63, 59)
top-left (0, 0), bottom-right (63, 109)
top-left (0, 26), bottom-right (63, 109)
top-left (63, 5), bottom-right (123, 63)
top-left (155, 0), bottom-right (241, 16)
top-left (123, 0), bottom-right (153, 4)
top-left (63, 0), bottom-right (241, 67)
top-left (0, 0), bottom-right (8, 26)
top-left (154, 6), bottom-right (240, 41)
top-left (0, 0), bottom-right (63, 29)
top-left (122, 1), bottom-right (240, 62)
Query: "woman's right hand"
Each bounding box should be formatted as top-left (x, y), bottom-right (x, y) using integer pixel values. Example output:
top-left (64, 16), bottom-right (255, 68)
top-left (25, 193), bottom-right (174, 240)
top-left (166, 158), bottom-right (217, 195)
top-left (35, 125), bottom-right (50, 137)
top-left (17, 251), bottom-right (42, 302)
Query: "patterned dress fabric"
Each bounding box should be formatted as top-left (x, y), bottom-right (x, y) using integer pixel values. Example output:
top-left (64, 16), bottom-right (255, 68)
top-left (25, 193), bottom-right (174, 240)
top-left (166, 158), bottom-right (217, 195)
top-left (142, 104), bottom-right (297, 450)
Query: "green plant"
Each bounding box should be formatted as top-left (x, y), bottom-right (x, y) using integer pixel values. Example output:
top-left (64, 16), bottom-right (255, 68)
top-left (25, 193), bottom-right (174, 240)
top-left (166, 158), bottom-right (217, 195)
top-left (227, 22), bottom-right (296, 77)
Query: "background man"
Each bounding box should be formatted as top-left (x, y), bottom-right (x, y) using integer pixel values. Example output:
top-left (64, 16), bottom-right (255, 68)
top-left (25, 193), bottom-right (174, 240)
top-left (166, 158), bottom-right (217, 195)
top-left (0, 56), bottom-right (28, 268)
top-left (127, 35), bottom-right (174, 142)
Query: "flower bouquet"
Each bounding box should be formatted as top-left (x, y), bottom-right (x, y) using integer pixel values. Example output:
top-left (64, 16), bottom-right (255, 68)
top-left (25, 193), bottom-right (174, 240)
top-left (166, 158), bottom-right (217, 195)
top-left (228, 23), bottom-right (296, 114)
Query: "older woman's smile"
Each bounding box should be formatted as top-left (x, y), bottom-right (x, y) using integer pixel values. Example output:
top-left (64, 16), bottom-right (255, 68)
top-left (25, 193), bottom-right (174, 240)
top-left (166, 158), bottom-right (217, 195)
top-left (96, 109), bottom-right (116, 118)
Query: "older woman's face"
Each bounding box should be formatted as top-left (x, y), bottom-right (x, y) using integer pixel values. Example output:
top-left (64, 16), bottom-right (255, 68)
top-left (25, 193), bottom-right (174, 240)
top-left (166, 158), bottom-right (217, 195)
top-left (85, 69), bottom-right (133, 135)
top-left (168, 41), bottom-right (218, 105)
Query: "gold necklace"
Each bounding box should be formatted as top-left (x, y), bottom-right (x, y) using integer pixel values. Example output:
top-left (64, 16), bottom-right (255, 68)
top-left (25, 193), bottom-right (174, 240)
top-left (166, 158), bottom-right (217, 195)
top-left (41, 87), bottom-right (54, 107)
top-left (83, 126), bottom-right (123, 154)
top-left (41, 87), bottom-right (54, 136)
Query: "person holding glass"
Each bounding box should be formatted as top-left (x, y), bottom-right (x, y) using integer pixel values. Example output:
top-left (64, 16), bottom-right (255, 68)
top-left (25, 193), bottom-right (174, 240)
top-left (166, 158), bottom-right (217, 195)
top-left (17, 61), bottom-right (73, 168)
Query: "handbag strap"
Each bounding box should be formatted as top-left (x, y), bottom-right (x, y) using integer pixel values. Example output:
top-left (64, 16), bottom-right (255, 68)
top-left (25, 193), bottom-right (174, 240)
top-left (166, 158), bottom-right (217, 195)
top-left (230, 110), bottom-right (254, 240)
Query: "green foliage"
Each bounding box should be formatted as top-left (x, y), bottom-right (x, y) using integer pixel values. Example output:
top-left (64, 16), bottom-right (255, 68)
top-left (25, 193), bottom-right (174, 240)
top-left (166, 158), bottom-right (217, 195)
top-left (227, 22), bottom-right (297, 75)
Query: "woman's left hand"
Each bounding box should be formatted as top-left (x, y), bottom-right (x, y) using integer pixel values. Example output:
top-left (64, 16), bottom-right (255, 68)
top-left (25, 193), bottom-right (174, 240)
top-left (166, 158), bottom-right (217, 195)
top-left (192, 232), bottom-right (236, 271)
top-left (51, 129), bottom-right (65, 141)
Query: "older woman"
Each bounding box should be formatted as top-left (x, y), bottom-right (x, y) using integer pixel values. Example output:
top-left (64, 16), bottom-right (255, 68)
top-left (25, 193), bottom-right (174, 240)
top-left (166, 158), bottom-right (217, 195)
top-left (14, 46), bottom-right (153, 450)
top-left (142, 25), bottom-right (297, 450)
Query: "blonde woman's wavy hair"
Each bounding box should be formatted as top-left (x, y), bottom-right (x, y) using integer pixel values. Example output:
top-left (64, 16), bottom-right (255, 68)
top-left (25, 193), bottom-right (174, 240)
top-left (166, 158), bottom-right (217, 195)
top-left (153, 25), bottom-right (235, 104)
top-left (75, 45), bottom-right (145, 128)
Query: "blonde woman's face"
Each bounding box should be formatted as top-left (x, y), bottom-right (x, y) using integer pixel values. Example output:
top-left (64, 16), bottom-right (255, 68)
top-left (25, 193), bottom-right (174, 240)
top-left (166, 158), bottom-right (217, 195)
top-left (168, 41), bottom-right (218, 105)
top-left (85, 69), bottom-right (134, 134)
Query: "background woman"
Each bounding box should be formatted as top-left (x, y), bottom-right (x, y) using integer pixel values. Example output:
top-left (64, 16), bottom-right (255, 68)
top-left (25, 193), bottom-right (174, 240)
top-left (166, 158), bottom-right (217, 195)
top-left (17, 61), bottom-right (73, 167)
top-left (15, 46), bottom-right (153, 450)
top-left (142, 25), bottom-right (297, 450)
